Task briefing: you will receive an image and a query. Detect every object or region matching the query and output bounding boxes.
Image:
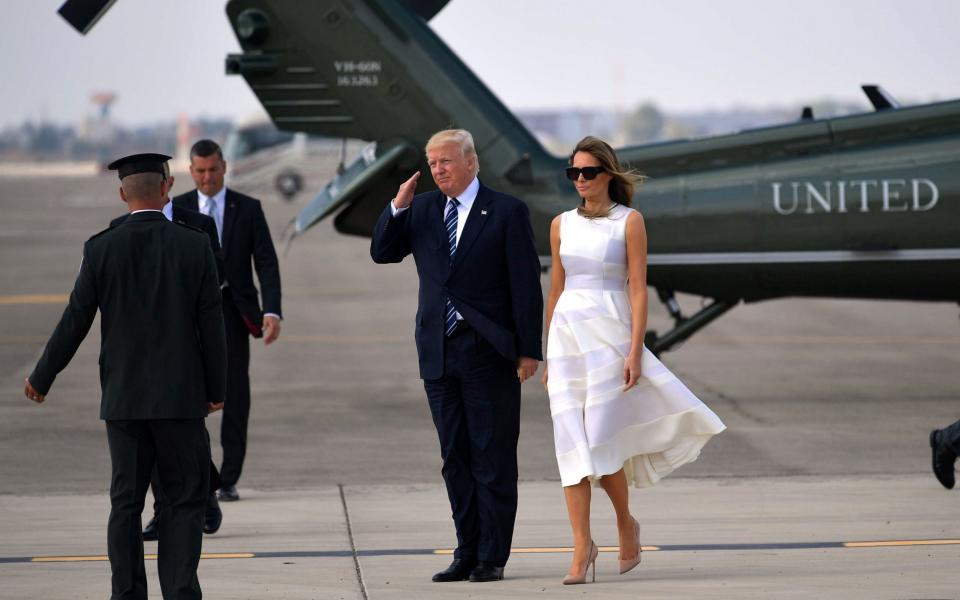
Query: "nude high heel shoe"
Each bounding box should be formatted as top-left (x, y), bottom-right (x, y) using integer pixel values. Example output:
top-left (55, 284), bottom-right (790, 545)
top-left (562, 541), bottom-right (598, 585)
top-left (619, 518), bottom-right (642, 574)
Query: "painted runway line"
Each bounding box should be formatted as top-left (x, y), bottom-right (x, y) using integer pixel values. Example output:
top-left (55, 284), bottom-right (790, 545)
top-left (0, 294), bottom-right (69, 305)
top-left (3, 539), bottom-right (959, 565)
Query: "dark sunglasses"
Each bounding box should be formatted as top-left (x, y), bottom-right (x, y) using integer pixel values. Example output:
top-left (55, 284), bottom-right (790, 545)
top-left (565, 166), bottom-right (605, 181)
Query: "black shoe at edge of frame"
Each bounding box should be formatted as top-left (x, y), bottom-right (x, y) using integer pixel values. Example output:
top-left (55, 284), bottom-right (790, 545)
top-left (930, 429), bottom-right (956, 490)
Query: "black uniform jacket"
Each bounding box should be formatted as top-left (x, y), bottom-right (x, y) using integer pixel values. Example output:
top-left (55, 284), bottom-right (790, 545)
top-left (110, 204), bottom-right (225, 284)
top-left (370, 182), bottom-right (543, 380)
top-left (173, 188), bottom-right (282, 337)
top-left (29, 211), bottom-right (227, 420)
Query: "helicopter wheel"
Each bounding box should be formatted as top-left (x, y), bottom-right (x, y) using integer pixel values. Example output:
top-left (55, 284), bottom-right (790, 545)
top-left (275, 170), bottom-right (303, 201)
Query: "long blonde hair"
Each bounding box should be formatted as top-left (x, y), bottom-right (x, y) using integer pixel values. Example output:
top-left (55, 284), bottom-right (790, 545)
top-left (569, 136), bottom-right (645, 216)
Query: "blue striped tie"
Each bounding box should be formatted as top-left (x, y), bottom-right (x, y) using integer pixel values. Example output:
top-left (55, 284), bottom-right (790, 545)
top-left (444, 198), bottom-right (460, 337)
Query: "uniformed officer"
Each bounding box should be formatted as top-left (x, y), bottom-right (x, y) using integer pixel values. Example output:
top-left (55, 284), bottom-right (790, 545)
top-left (109, 160), bottom-right (226, 541)
top-left (24, 153), bottom-right (227, 600)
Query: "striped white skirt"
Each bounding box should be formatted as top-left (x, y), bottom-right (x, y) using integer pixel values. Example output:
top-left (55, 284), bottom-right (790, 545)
top-left (546, 289), bottom-right (726, 487)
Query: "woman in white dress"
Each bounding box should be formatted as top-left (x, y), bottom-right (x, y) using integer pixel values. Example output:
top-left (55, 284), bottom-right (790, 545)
top-left (542, 137), bottom-right (726, 584)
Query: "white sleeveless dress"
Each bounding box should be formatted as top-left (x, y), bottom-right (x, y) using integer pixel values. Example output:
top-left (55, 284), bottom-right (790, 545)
top-left (547, 205), bottom-right (726, 487)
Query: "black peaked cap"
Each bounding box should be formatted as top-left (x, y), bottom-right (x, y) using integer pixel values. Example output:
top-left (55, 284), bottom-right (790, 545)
top-left (107, 153), bottom-right (172, 180)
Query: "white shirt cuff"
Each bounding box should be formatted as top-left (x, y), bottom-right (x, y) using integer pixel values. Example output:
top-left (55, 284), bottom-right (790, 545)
top-left (264, 313), bottom-right (282, 321)
top-left (390, 200), bottom-right (409, 217)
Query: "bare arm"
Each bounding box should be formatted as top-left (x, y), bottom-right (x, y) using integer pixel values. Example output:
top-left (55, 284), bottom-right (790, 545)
top-left (623, 210), bottom-right (649, 391)
top-left (541, 214), bottom-right (565, 390)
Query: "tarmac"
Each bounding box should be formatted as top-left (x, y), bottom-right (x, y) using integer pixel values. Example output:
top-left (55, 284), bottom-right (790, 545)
top-left (1, 172), bottom-right (959, 599)
top-left (2, 476), bottom-right (959, 599)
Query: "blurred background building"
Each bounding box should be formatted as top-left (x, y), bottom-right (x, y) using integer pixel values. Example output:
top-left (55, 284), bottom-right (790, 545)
top-left (1, 94), bottom-right (877, 166)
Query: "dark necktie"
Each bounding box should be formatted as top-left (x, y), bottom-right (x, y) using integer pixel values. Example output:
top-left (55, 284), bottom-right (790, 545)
top-left (444, 198), bottom-right (460, 337)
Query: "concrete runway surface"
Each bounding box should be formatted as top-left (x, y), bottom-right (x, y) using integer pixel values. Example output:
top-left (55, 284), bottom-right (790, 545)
top-left (1, 173), bottom-right (958, 598)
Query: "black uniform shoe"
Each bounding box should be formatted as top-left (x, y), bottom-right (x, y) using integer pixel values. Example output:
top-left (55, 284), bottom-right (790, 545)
top-left (204, 493), bottom-right (223, 534)
top-left (468, 562), bottom-right (504, 582)
top-left (431, 558), bottom-right (477, 582)
top-left (930, 429), bottom-right (956, 489)
top-left (142, 514), bottom-right (160, 541)
top-left (217, 484), bottom-right (240, 502)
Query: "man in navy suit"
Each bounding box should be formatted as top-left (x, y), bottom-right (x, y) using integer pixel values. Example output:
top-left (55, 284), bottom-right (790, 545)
top-left (173, 139), bottom-right (282, 501)
top-left (371, 129), bottom-right (543, 582)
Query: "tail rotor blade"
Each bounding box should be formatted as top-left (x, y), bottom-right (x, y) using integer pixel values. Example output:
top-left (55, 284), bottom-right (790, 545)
top-left (57, 0), bottom-right (117, 35)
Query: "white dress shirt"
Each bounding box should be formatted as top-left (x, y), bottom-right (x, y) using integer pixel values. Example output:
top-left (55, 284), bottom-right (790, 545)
top-left (130, 206), bottom-right (171, 219)
top-left (197, 186), bottom-right (227, 245)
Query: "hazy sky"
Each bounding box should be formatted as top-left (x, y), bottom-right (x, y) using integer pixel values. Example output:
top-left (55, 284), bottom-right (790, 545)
top-left (2, 0), bottom-right (958, 128)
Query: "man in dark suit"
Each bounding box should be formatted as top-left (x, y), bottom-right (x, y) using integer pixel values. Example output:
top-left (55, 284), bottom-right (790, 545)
top-left (109, 161), bottom-right (225, 540)
top-left (930, 420), bottom-right (960, 489)
top-left (173, 139), bottom-right (282, 501)
top-left (371, 129), bottom-right (543, 582)
top-left (24, 153), bottom-right (227, 600)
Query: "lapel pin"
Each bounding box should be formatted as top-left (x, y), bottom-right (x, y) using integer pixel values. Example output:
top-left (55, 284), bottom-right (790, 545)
top-left (481, 209), bottom-right (487, 215)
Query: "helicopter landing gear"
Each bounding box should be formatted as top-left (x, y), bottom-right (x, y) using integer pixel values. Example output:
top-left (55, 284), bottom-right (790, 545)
top-left (644, 289), bottom-right (737, 356)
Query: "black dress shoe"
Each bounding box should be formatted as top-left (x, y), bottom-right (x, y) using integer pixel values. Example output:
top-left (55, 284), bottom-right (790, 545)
top-left (142, 514), bottom-right (160, 541)
top-left (432, 558), bottom-right (477, 582)
top-left (930, 429), bottom-right (956, 489)
top-left (217, 484), bottom-right (240, 502)
top-left (204, 493), bottom-right (223, 534)
top-left (469, 562), bottom-right (504, 582)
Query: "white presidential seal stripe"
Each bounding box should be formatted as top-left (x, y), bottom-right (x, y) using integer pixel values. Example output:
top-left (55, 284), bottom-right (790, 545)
top-left (647, 248), bottom-right (960, 265)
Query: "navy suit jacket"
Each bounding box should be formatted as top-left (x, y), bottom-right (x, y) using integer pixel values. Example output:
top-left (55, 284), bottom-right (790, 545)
top-left (371, 181), bottom-right (543, 380)
top-left (173, 188), bottom-right (282, 337)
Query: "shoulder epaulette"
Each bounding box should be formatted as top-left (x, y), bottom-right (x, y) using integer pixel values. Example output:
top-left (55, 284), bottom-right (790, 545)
top-left (86, 225), bottom-right (114, 242)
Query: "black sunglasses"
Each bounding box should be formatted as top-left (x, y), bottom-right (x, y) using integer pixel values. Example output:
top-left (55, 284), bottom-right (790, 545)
top-left (565, 166), bottom-right (605, 181)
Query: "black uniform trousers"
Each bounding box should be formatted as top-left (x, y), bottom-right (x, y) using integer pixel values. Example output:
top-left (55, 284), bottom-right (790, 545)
top-left (942, 419), bottom-right (960, 454)
top-left (423, 326), bottom-right (521, 568)
top-left (106, 419), bottom-right (209, 600)
top-left (149, 429), bottom-right (221, 512)
top-left (219, 290), bottom-right (252, 487)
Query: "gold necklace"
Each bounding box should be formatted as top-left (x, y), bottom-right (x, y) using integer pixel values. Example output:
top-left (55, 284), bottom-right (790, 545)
top-left (578, 201), bottom-right (615, 219)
